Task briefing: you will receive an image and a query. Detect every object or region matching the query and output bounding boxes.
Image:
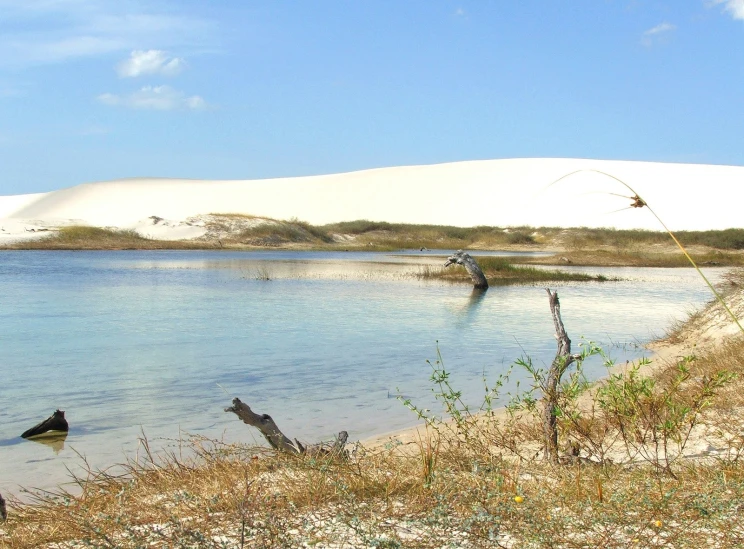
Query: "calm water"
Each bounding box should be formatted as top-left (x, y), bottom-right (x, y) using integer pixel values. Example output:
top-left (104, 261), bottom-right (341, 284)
top-left (0, 250), bottom-right (721, 497)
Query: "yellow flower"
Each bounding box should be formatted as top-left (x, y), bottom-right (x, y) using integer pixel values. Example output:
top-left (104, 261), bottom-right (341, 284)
top-left (514, 495), bottom-right (524, 503)
top-left (654, 520), bottom-right (663, 528)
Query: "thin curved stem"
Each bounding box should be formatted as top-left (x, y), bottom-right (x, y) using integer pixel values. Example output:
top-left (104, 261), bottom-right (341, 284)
top-left (552, 169), bottom-right (744, 335)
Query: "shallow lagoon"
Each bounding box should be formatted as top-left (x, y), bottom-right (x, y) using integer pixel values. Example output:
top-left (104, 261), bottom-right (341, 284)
top-left (0, 250), bottom-right (721, 497)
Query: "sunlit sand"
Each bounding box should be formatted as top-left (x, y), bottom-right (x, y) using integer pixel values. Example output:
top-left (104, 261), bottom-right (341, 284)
top-left (1, 158), bottom-right (742, 244)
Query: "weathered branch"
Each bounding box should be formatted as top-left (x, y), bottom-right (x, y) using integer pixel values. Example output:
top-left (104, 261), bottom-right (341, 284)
top-left (225, 397), bottom-right (348, 457)
top-left (543, 289), bottom-right (581, 463)
top-left (444, 250), bottom-right (488, 290)
top-left (225, 398), bottom-right (300, 453)
top-left (20, 409), bottom-right (68, 439)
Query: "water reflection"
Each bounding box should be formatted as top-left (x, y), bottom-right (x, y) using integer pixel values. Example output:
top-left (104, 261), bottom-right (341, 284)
top-left (449, 287), bottom-right (489, 328)
top-left (26, 433), bottom-right (67, 454)
top-left (468, 287), bottom-right (488, 308)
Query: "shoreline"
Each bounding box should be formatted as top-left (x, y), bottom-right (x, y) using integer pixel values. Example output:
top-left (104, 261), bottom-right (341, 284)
top-left (361, 287), bottom-right (743, 451)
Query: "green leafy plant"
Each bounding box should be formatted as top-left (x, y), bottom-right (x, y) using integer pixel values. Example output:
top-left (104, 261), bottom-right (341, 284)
top-left (596, 355), bottom-right (734, 475)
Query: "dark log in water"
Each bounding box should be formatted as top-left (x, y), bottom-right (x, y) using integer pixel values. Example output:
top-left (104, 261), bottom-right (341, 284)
top-left (20, 409), bottom-right (69, 439)
top-left (225, 397), bottom-right (348, 456)
top-left (444, 250), bottom-right (489, 290)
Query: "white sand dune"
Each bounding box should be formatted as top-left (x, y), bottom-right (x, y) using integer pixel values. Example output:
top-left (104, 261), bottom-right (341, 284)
top-left (1, 158), bottom-right (742, 241)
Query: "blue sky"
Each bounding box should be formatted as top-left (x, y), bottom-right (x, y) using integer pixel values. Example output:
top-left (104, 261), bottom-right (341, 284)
top-left (0, 1), bottom-right (742, 195)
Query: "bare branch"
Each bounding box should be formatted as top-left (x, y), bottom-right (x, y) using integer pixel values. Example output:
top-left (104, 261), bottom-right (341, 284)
top-left (225, 398), bottom-right (300, 454)
top-left (444, 250), bottom-right (488, 290)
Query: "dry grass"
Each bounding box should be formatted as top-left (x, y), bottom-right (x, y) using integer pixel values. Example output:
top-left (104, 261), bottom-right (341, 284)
top-left (7, 227), bottom-right (210, 250)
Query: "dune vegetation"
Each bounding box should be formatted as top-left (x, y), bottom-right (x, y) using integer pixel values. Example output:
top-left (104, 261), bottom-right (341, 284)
top-left (4, 217), bottom-right (744, 269)
top-left (12, 226), bottom-right (205, 250)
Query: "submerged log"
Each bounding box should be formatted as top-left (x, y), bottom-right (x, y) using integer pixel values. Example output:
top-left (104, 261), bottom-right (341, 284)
top-left (20, 409), bottom-right (68, 439)
top-left (444, 250), bottom-right (488, 290)
top-left (225, 397), bottom-right (348, 456)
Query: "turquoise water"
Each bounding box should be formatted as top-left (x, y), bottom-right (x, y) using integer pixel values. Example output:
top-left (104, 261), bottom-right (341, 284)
top-left (0, 251), bottom-right (720, 497)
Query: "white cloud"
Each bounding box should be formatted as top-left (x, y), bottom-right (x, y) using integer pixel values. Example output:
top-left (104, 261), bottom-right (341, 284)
top-left (97, 85), bottom-right (207, 111)
top-left (0, 1), bottom-right (213, 68)
top-left (644, 22), bottom-right (676, 35)
top-left (117, 50), bottom-right (185, 77)
top-left (641, 22), bottom-right (676, 46)
top-left (708, 0), bottom-right (744, 20)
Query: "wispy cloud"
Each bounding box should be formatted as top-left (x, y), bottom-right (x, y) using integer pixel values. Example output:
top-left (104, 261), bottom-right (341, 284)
top-left (708, 0), bottom-right (744, 20)
top-left (0, 0), bottom-right (213, 68)
top-left (644, 22), bottom-right (676, 35)
top-left (641, 22), bottom-right (676, 46)
top-left (97, 85), bottom-right (207, 111)
top-left (117, 50), bottom-right (185, 78)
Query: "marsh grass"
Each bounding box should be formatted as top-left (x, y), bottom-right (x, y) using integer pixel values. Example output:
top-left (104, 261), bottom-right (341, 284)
top-left (251, 264), bottom-right (273, 281)
top-left (423, 255), bottom-right (612, 285)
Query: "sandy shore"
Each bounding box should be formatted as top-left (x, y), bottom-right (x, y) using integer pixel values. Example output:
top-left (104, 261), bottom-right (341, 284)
top-left (363, 283), bottom-right (744, 452)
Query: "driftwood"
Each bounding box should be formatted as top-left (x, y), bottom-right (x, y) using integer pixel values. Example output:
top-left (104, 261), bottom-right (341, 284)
top-left (20, 409), bottom-right (68, 439)
top-left (444, 250), bottom-right (488, 290)
top-left (225, 397), bottom-right (348, 456)
top-left (543, 289), bottom-right (582, 463)
top-left (0, 491), bottom-right (6, 521)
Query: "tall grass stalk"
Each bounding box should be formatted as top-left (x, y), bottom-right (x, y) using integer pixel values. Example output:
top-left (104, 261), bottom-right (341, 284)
top-left (553, 169), bottom-right (744, 335)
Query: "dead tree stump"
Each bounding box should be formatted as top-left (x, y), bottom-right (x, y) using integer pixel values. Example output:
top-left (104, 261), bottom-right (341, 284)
top-left (543, 289), bottom-right (582, 463)
top-left (444, 250), bottom-right (488, 290)
top-left (225, 397), bottom-right (348, 456)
